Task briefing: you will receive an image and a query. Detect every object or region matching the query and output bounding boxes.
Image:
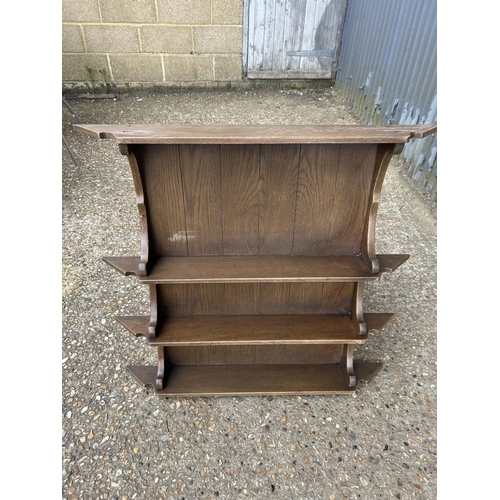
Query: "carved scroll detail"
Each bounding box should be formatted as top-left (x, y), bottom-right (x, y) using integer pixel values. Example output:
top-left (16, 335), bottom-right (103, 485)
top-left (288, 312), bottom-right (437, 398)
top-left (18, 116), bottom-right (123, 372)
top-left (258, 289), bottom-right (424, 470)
top-left (362, 144), bottom-right (396, 273)
top-left (352, 282), bottom-right (367, 336)
top-left (119, 144), bottom-right (149, 276)
top-left (341, 344), bottom-right (356, 388)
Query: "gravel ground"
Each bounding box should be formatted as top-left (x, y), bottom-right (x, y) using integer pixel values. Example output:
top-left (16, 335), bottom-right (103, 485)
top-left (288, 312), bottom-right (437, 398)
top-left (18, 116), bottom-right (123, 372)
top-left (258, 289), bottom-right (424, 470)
top-left (62, 87), bottom-right (437, 500)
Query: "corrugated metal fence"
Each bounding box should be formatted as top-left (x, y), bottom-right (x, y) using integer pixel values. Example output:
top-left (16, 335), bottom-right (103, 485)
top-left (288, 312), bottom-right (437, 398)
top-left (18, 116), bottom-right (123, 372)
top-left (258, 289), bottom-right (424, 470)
top-left (335, 0), bottom-right (437, 201)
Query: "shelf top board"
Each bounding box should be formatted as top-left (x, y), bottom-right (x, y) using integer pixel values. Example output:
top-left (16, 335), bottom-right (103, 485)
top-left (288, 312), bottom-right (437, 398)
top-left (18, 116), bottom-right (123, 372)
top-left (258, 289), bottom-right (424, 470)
top-left (74, 124), bottom-right (437, 145)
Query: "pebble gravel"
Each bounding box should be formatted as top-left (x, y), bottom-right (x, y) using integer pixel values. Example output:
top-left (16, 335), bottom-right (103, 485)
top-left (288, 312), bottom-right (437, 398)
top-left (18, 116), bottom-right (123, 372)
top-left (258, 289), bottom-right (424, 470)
top-left (61, 87), bottom-right (437, 499)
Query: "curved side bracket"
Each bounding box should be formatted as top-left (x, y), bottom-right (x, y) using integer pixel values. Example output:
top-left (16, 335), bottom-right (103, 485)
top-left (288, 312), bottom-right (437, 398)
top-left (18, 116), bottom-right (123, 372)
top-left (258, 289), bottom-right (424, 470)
top-left (119, 144), bottom-right (149, 276)
top-left (361, 143), bottom-right (397, 273)
top-left (148, 284), bottom-right (158, 341)
top-left (352, 282), bottom-right (367, 336)
top-left (341, 344), bottom-right (356, 388)
top-left (156, 346), bottom-right (166, 391)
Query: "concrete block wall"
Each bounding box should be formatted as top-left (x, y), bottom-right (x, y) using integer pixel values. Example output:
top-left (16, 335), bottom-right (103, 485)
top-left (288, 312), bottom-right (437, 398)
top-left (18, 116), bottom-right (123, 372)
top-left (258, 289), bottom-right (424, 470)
top-left (62, 0), bottom-right (243, 89)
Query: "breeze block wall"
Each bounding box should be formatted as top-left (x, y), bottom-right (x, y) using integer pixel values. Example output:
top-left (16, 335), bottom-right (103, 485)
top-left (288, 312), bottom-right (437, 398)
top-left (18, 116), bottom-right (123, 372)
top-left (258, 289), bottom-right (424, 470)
top-left (62, 0), bottom-right (243, 90)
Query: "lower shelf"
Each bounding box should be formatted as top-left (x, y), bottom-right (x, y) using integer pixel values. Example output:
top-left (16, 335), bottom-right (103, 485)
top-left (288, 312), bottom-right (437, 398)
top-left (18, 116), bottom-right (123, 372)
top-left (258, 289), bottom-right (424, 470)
top-left (127, 362), bottom-right (383, 397)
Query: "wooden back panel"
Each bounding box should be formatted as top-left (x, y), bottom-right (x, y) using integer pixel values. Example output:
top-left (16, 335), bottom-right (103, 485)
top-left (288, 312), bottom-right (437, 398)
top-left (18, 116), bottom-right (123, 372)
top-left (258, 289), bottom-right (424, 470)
top-left (156, 282), bottom-right (354, 317)
top-left (165, 344), bottom-right (345, 366)
top-left (156, 280), bottom-right (354, 366)
top-left (134, 143), bottom-right (378, 259)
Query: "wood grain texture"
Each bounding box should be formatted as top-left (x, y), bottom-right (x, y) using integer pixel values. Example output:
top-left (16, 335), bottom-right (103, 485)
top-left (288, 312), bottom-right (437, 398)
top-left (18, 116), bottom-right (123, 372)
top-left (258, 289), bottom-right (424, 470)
top-left (156, 284), bottom-right (193, 316)
top-left (190, 283), bottom-right (226, 316)
top-left (220, 145), bottom-right (260, 255)
top-left (155, 282), bottom-right (353, 317)
top-left (77, 124), bottom-right (426, 397)
top-left (224, 284), bottom-right (259, 314)
top-left (258, 144), bottom-right (300, 255)
top-left (319, 282), bottom-right (354, 314)
top-left (246, 0), bottom-right (346, 79)
top-left (150, 314), bottom-right (367, 345)
top-left (135, 144), bottom-right (188, 257)
top-left (103, 254), bottom-right (410, 281)
top-left (158, 344), bottom-right (344, 366)
top-left (116, 313), bottom-right (395, 345)
top-left (258, 283), bottom-right (291, 314)
top-left (327, 144), bottom-right (377, 255)
top-left (293, 144), bottom-right (341, 254)
top-left (136, 255), bottom-right (399, 283)
top-left (179, 144), bottom-right (223, 256)
top-left (74, 124), bottom-right (437, 144)
top-left (126, 363), bottom-right (383, 396)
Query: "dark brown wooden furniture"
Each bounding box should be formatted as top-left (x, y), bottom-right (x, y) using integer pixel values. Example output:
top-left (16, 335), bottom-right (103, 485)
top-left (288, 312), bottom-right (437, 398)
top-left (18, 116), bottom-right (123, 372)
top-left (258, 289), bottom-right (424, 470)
top-left (75, 124), bottom-right (436, 397)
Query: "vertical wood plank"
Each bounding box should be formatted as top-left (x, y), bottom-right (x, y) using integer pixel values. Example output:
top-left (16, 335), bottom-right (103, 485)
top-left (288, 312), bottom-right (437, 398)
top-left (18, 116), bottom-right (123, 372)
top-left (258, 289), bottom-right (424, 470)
top-left (285, 345), bottom-right (319, 363)
top-left (220, 145), bottom-right (260, 255)
top-left (293, 144), bottom-right (341, 255)
top-left (328, 144), bottom-right (377, 255)
top-left (180, 144), bottom-right (223, 256)
top-left (221, 283), bottom-right (257, 369)
top-left (225, 284), bottom-right (259, 315)
top-left (300, 0), bottom-right (320, 72)
top-left (319, 282), bottom-right (354, 315)
top-left (258, 283), bottom-right (291, 314)
top-left (250, 0), bottom-right (266, 71)
top-left (245, 0), bottom-right (346, 78)
top-left (157, 284), bottom-right (192, 317)
top-left (258, 144), bottom-right (300, 255)
top-left (138, 144), bottom-right (188, 257)
top-left (311, 344), bottom-right (343, 363)
top-left (286, 282), bottom-right (353, 315)
top-left (287, 283), bottom-right (324, 314)
top-left (255, 345), bottom-right (288, 364)
top-left (286, 0), bottom-right (307, 71)
top-left (263, 0), bottom-right (276, 71)
top-left (224, 345), bottom-right (257, 365)
top-left (196, 346), bottom-right (227, 365)
top-left (271, 0), bottom-right (286, 70)
top-left (165, 346), bottom-right (198, 366)
top-left (190, 284), bottom-right (226, 316)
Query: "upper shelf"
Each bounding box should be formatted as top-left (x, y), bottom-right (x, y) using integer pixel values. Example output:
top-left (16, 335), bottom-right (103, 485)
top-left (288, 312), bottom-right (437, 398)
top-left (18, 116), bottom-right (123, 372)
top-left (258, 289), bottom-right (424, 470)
top-left (103, 254), bottom-right (409, 283)
top-left (73, 124), bottom-right (437, 145)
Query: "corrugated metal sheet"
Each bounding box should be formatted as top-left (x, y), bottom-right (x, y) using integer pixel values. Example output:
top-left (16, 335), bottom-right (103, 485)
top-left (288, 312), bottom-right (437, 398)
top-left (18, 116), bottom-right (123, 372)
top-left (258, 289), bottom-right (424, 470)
top-left (335, 0), bottom-right (437, 200)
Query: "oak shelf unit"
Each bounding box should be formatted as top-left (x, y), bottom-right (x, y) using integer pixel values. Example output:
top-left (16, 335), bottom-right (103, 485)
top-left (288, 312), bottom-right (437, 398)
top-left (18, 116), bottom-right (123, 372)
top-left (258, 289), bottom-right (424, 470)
top-left (75, 123), bottom-right (436, 397)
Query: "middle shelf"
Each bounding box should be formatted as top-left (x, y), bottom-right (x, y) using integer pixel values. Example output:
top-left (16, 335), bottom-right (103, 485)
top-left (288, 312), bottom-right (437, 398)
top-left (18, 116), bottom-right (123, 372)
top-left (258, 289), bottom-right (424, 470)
top-left (116, 312), bottom-right (394, 346)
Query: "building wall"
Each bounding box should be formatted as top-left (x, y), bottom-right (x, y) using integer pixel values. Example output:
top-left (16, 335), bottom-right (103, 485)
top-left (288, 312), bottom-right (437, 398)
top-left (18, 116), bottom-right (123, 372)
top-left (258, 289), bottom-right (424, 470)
top-left (335, 0), bottom-right (437, 201)
top-left (62, 0), bottom-right (244, 89)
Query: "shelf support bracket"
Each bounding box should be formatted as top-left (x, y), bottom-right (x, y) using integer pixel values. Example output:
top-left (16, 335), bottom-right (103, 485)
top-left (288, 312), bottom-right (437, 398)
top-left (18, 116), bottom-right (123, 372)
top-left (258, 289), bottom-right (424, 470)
top-left (119, 144), bottom-right (149, 276)
top-left (341, 344), bottom-right (357, 387)
top-left (156, 347), bottom-right (166, 391)
top-left (353, 282), bottom-right (367, 336)
top-left (147, 284), bottom-right (159, 341)
top-left (361, 143), bottom-right (397, 273)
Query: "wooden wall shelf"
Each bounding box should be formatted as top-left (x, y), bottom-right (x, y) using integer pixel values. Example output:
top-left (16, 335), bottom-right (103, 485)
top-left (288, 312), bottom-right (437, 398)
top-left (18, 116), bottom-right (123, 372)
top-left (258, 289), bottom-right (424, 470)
top-left (76, 123), bottom-right (436, 397)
